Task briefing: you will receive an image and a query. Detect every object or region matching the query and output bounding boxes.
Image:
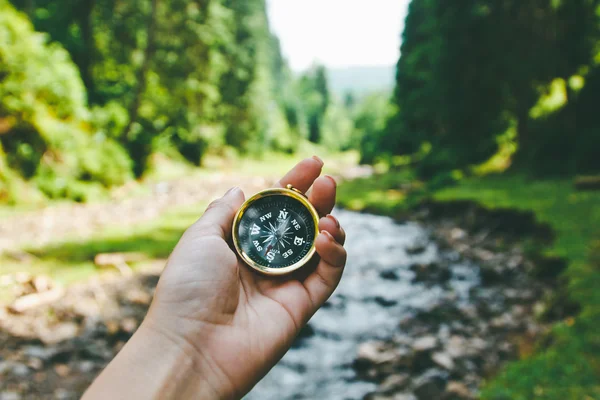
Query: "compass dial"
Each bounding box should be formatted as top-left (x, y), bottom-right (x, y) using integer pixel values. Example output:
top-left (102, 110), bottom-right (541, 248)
top-left (235, 192), bottom-right (317, 273)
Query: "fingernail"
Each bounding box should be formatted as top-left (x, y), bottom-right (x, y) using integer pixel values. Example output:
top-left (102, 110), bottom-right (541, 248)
top-left (224, 187), bottom-right (240, 197)
top-left (321, 230), bottom-right (335, 242)
top-left (326, 214), bottom-right (340, 229)
top-left (312, 155), bottom-right (324, 166)
top-left (324, 175), bottom-right (337, 187)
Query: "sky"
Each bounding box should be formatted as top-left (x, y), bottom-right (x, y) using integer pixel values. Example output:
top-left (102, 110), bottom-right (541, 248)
top-left (267, 0), bottom-right (410, 72)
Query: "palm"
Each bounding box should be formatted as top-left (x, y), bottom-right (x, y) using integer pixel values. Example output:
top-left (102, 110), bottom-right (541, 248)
top-left (147, 158), bottom-right (346, 397)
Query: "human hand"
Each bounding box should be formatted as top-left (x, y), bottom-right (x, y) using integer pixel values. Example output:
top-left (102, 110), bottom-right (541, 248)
top-left (83, 157), bottom-right (347, 400)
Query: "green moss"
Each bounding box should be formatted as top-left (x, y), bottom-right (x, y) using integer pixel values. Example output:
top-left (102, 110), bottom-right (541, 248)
top-left (337, 168), bottom-right (423, 215)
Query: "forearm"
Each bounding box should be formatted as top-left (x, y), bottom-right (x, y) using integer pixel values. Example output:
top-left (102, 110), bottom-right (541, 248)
top-left (82, 321), bottom-right (222, 400)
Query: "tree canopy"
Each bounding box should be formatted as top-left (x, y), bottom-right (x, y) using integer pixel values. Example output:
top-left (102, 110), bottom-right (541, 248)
top-left (374, 0), bottom-right (600, 177)
top-left (0, 0), bottom-right (342, 203)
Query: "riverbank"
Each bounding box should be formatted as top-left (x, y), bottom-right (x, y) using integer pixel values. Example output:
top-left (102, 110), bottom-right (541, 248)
top-left (0, 208), bottom-right (555, 400)
top-left (338, 171), bottom-right (600, 399)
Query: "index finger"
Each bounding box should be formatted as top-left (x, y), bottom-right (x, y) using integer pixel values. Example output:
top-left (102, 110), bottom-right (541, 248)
top-left (274, 156), bottom-right (324, 193)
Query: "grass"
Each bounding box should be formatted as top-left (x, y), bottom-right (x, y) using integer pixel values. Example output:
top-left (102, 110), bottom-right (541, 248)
top-left (436, 176), bottom-right (600, 400)
top-left (0, 204), bottom-right (205, 302)
top-left (338, 170), bottom-right (600, 399)
top-left (336, 167), bottom-right (424, 215)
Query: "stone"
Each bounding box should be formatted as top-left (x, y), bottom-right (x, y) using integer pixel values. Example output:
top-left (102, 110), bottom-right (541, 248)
top-left (356, 341), bottom-right (397, 366)
top-left (23, 345), bottom-right (59, 362)
top-left (297, 323), bottom-right (315, 340)
top-left (54, 364), bottom-right (71, 378)
top-left (77, 360), bottom-right (96, 373)
top-left (468, 337), bottom-right (487, 352)
top-left (380, 374), bottom-right (410, 394)
top-left (413, 369), bottom-right (448, 400)
top-left (392, 395), bottom-right (417, 400)
top-left (40, 322), bottom-right (79, 345)
top-left (445, 336), bottom-right (467, 358)
top-left (120, 317), bottom-right (138, 334)
top-left (125, 288), bottom-right (152, 305)
top-left (404, 242), bottom-right (427, 256)
top-left (374, 296), bottom-right (398, 307)
top-left (72, 298), bottom-right (101, 318)
top-left (443, 381), bottom-right (474, 399)
top-left (82, 342), bottom-right (114, 361)
top-left (472, 248), bottom-right (496, 262)
top-left (432, 352), bottom-right (455, 371)
top-left (27, 358), bottom-right (43, 370)
top-left (8, 288), bottom-right (64, 313)
top-left (11, 363), bottom-right (30, 377)
top-left (410, 263), bottom-right (451, 283)
top-left (412, 336), bottom-right (437, 353)
top-left (457, 305), bottom-right (478, 320)
top-left (53, 388), bottom-right (75, 400)
top-left (32, 275), bottom-right (54, 292)
top-left (406, 239), bottom-right (428, 255)
top-left (490, 313), bottom-right (517, 330)
top-left (0, 391), bottom-right (21, 400)
top-left (380, 270), bottom-right (400, 281)
top-left (449, 228), bottom-right (467, 241)
top-left (0, 361), bottom-right (11, 375)
top-left (394, 347), bottom-right (415, 369)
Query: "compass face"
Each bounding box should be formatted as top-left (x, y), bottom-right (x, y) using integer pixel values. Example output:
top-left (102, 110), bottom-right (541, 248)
top-left (236, 193), bottom-right (317, 271)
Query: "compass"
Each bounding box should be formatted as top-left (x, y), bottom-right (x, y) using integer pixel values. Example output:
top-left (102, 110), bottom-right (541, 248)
top-left (232, 184), bottom-right (320, 275)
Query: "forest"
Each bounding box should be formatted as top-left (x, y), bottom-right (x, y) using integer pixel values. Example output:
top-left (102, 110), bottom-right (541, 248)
top-left (1, 0), bottom-right (600, 399)
top-left (0, 0), bottom-right (360, 204)
top-left (362, 0), bottom-right (600, 179)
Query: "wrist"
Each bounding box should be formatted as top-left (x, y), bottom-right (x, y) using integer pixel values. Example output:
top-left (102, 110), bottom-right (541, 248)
top-left (137, 319), bottom-right (235, 399)
top-left (84, 318), bottom-right (231, 400)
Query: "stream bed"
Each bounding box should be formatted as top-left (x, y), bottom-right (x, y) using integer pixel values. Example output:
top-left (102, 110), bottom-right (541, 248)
top-left (247, 209), bottom-right (548, 400)
top-left (0, 209), bottom-right (549, 400)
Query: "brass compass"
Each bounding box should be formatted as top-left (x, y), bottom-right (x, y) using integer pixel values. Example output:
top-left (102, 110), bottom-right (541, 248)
top-left (232, 185), bottom-right (320, 275)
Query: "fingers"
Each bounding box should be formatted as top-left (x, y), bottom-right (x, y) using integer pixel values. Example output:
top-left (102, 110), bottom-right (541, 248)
top-left (303, 230), bottom-right (346, 309)
top-left (275, 156), bottom-right (324, 193)
top-left (309, 176), bottom-right (337, 216)
top-left (318, 215), bottom-right (346, 245)
top-left (188, 187), bottom-right (245, 239)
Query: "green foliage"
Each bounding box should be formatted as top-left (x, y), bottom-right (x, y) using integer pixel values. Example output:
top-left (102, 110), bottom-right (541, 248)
top-left (321, 100), bottom-right (353, 151)
top-left (515, 65), bottom-right (600, 176)
top-left (434, 176), bottom-right (600, 399)
top-left (2, 0), bottom-right (312, 201)
top-left (376, 0), bottom-right (600, 178)
top-left (337, 168), bottom-right (420, 215)
top-left (350, 93), bottom-right (395, 163)
top-left (297, 65), bottom-right (331, 144)
top-left (0, 1), bottom-right (131, 203)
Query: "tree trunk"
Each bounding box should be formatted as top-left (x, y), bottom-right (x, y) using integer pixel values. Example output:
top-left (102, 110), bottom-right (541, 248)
top-left (120, 0), bottom-right (159, 141)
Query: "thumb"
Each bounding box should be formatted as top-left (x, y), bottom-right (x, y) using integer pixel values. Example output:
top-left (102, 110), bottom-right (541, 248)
top-left (189, 187), bottom-right (245, 239)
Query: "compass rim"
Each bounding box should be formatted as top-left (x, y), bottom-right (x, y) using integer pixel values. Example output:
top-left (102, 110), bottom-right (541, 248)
top-left (232, 187), bottom-right (320, 276)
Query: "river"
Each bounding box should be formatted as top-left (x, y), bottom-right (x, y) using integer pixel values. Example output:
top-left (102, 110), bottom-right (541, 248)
top-left (247, 209), bottom-right (483, 399)
top-left (0, 207), bottom-right (544, 399)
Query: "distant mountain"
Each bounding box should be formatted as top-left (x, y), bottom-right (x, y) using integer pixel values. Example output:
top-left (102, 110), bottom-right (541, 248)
top-left (326, 65), bottom-right (396, 96)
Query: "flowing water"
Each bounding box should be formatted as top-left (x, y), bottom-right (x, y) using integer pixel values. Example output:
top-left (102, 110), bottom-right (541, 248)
top-left (246, 209), bottom-right (481, 400)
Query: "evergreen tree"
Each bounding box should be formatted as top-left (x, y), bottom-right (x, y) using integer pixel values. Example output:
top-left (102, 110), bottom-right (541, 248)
top-left (382, 0), bottom-right (600, 176)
